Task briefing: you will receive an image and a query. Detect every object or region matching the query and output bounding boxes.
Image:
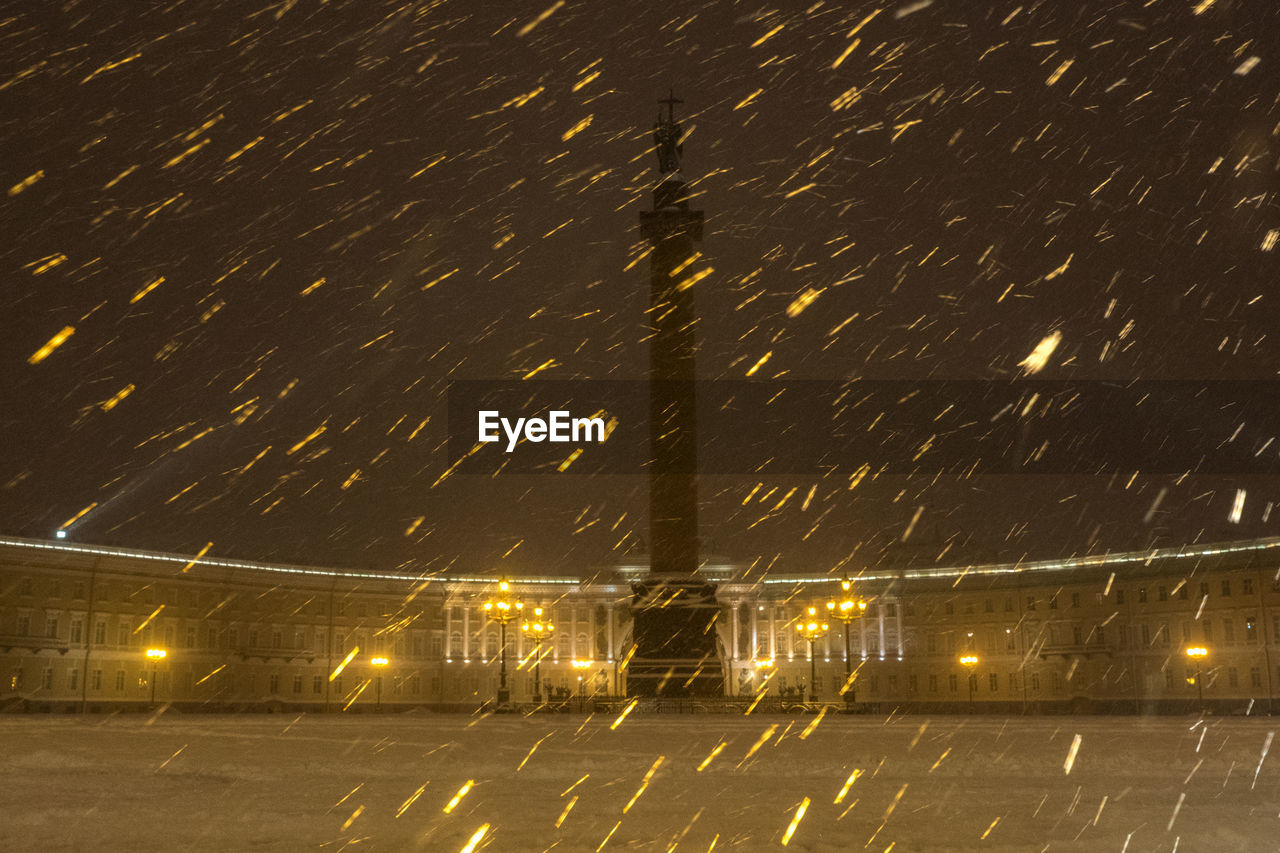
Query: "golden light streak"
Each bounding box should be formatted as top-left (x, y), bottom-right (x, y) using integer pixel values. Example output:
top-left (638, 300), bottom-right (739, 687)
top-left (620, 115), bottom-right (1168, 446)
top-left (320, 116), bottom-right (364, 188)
top-left (330, 647), bottom-right (359, 681)
top-left (596, 821), bottom-right (621, 852)
top-left (458, 823), bottom-right (489, 853)
top-left (405, 516), bottom-right (425, 536)
top-left (300, 277), bottom-right (326, 295)
top-left (735, 88), bottom-right (763, 110)
top-left (610, 698), bottom-right (639, 730)
top-left (780, 797), bottom-right (810, 846)
top-left (395, 783), bottom-right (429, 818)
top-left (786, 287), bottom-right (824, 317)
top-left (99, 384), bottom-right (135, 412)
top-left (287, 422), bottom-right (327, 455)
top-left (517, 733), bottom-right (554, 772)
top-left (155, 744), bottom-right (187, 771)
top-left (195, 664), bottom-right (224, 685)
top-left (561, 774), bottom-right (589, 797)
top-left (832, 38), bottom-right (860, 69)
top-left (28, 326), bottom-right (75, 364)
top-left (883, 783), bottom-right (908, 820)
top-left (180, 541), bottom-right (213, 573)
top-left (562, 115), bottom-right (593, 141)
top-left (58, 502), bottom-right (98, 532)
top-left (696, 741), bottom-right (727, 771)
top-left (9, 170), bottom-right (44, 196)
top-left (1018, 331), bottom-right (1061, 375)
top-left (737, 724), bottom-right (777, 768)
top-left (558, 448), bottom-right (584, 472)
top-left (555, 795), bottom-right (579, 828)
top-left (523, 358), bottom-right (557, 379)
top-left (745, 351), bottom-right (772, 376)
top-left (798, 706), bottom-right (827, 740)
top-left (340, 679), bottom-right (370, 710)
top-left (1046, 58), bottom-right (1074, 86)
top-left (751, 23), bottom-right (784, 48)
top-left (225, 136), bottom-right (262, 162)
top-left (339, 804), bottom-right (364, 832)
top-left (517, 0), bottom-right (564, 37)
top-left (980, 816), bottom-right (1002, 839)
top-left (675, 267), bottom-right (713, 292)
top-left (929, 748), bottom-right (951, 772)
top-left (623, 756), bottom-right (664, 813)
top-left (82, 51), bottom-right (141, 83)
top-left (834, 769), bottom-right (862, 804)
top-left (27, 253), bottom-right (67, 274)
top-left (1262, 229), bottom-right (1278, 252)
top-left (443, 779), bottom-right (474, 813)
top-left (1063, 733), bottom-right (1082, 774)
top-left (163, 138), bottom-right (210, 168)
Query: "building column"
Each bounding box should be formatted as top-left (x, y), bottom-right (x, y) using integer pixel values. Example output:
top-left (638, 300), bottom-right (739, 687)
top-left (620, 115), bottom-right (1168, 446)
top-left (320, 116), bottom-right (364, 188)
top-left (877, 605), bottom-right (886, 659)
top-left (444, 600), bottom-right (453, 660)
top-left (860, 612), bottom-right (868, 659)
top-left (731, 601), bottom-right (740, 661)
top-left (750, 604), bottom-right (759, 659)
top-left (462, 601), bottom-right (470, 661)
top-left (607, 605), bottom-right (615, 661)
top-left (768, 605), bottom-right (777, 659)
top-left (588, 602), bottom-right (597, 659)
top-left (895, 600), bottom-right (905, 658)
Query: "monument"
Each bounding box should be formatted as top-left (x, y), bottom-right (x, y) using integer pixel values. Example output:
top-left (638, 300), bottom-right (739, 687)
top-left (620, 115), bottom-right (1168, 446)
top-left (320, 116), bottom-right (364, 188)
top-left (629, 92), bottom-right (725, 697)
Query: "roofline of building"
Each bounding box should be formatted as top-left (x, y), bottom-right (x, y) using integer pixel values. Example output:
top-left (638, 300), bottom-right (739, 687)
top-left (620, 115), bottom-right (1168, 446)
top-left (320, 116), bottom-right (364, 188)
top-left (5, 533), bottom-right (1280, 591)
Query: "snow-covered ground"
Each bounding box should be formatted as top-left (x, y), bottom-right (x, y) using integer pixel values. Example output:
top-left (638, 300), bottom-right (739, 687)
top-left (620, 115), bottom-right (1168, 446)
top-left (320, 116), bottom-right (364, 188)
top-left (1, 712), bottom-right (1276, 852)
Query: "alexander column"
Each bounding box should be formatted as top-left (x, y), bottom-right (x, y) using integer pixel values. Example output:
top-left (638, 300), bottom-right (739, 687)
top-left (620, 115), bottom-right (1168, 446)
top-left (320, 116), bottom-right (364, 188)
top-left (629, 92), bottom-right (724, 697)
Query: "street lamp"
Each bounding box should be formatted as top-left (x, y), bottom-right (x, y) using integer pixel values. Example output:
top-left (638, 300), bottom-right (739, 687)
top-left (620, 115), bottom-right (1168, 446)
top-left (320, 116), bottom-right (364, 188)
top-left (521, 607), bottom-right (554, 703)
top-left (795, 607), bottom-right (829, 702)
top-left (145, 648), bottom-right (167, 708)
top-left (1186, 646), bottom-right (1208, 715)
top-left (826, 579), bottom-right (867, 709)
top-left (959, 654), bottom-right (979, 712)
top-left (483, 579), bottom-right (523, 708)
top-left (371, 656), bottom-right (389, 711)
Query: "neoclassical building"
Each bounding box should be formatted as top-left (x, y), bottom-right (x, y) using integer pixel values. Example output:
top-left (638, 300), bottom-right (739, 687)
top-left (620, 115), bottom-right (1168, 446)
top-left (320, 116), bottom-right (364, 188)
top-left (2, 534), bottom-right (1278, 714)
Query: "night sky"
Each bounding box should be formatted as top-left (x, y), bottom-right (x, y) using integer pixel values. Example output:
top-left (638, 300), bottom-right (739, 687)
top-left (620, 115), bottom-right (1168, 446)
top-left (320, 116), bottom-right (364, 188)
top-left (3, 0), bottom-right (1279, 577)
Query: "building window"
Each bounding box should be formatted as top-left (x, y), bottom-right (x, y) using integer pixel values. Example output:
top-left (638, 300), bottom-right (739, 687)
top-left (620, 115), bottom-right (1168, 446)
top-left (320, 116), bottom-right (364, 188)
top-left (1049, 596), bottom-right (1058, 610)
top-left (313, 675), bottom-right (323, 694)
top-left (91, 670), bottom-right (102, 691)
top-left (1246, 618), bottom-right (1258, 644)
top-left (1071, 592), bottom-right (1080, 608)
top-left (984, 599), bottom-right (994, 613)
top-left (268, 673), bottom-right (279, 694)
top-left (1004, 597), bottom-right (1014, 612)
top-left (944, 601), bottom-right (954, 616)
top-left (1228, 667), bottom-right (1239, 688)
top-left (1072, 626), bottom-right (1083, 645)
top-left (94, 622), bottom-right (106, 644)
top-left (293, 674), bottom-right (303, 694)
top-left (73, 581), bottom-right (86, 599)
top-left (1008, 673), bottom-right (1017, 691)
top-left (988, 673), bottom-right (998, 692)
top-left (115, 670), bottom-right (126, 692)
top-left (431, 635), bottom-right (443, 659)
top-left (1026, 596), bottom-right (1036, 611)
top-left (1251, 668), bottom-right (1262, 688)
top-left (410, 674), bottom-right (422, 694)
top-left (928, 674), bottom-right (938, 692)
top-left (887, 674), bottom-right (898, 693)
top-left (949, 673), bottom-right (958, 693)
top-left (70, 619), bottom-right (83, 644)
top-left (68, 668), bottom-right (78, 690)
top-left (1222, 580), bottom-right (1231, 597)
top-left (1243, 578), bottom-right (1255, 595)
top-left (118, 623), bottom-right (131, 646)
top-left (908, 673), bottom-right (918, 693)
top-left (1052, 671), bottom-right (1063, 691)
top-left (1203, 621), bottom-right (1213, 642)
top-left (40, 667), bottom-right (53, 690)
top-left (1223, 619), bottom-right (1235, 644)
top-left (186, 627), bottom-right (196, 648)
top-left (44, 617), bottom-right (58, 639)
top-left (19, 577), bottom-right (32, 595)
top-left (1031, 673), bottom-right (1040, 692)
top-left (1178, 584), bottom-right (1189, 600)
top-left (1006, 631), bottom-right (1017, 651)
top-left (1138, 588), bottom-right (1147, 603)
top-left (1116, 589), bottom-right (1125, 605)
top-left (1158, 586), bottom-right (1167, 602)
top-left (271, 631), bottom-right (282, 649)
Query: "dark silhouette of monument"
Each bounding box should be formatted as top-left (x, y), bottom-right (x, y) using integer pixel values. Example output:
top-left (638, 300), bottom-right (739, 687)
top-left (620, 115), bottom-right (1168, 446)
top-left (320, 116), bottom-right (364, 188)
top-left (629, 92), bottom-right (725, 697)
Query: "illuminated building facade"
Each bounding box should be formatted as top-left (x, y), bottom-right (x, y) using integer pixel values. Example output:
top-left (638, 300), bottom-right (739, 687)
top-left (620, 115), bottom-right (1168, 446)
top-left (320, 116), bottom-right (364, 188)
top-left (2, 535), bottom-right (1278, 714)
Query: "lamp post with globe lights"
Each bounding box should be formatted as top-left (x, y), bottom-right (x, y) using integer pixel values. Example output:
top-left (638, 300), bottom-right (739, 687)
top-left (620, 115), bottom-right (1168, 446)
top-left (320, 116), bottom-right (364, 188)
top-left (521, 608), bottom-right (554, 702)
top-left (145, 648), bottom-right (167, 709)
top-left (1185, 646), bottom-right (1208, 714)
top-left (825, 579), bottom-right (867, 709)
top-left (370, 656), bottom-right (389, 711)
top-left (795, 607), bottom-right (829, 703)
top-left (960, 654), bottom-right (980, 711)
top-left (483, 579), bottom-right (523, 708)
